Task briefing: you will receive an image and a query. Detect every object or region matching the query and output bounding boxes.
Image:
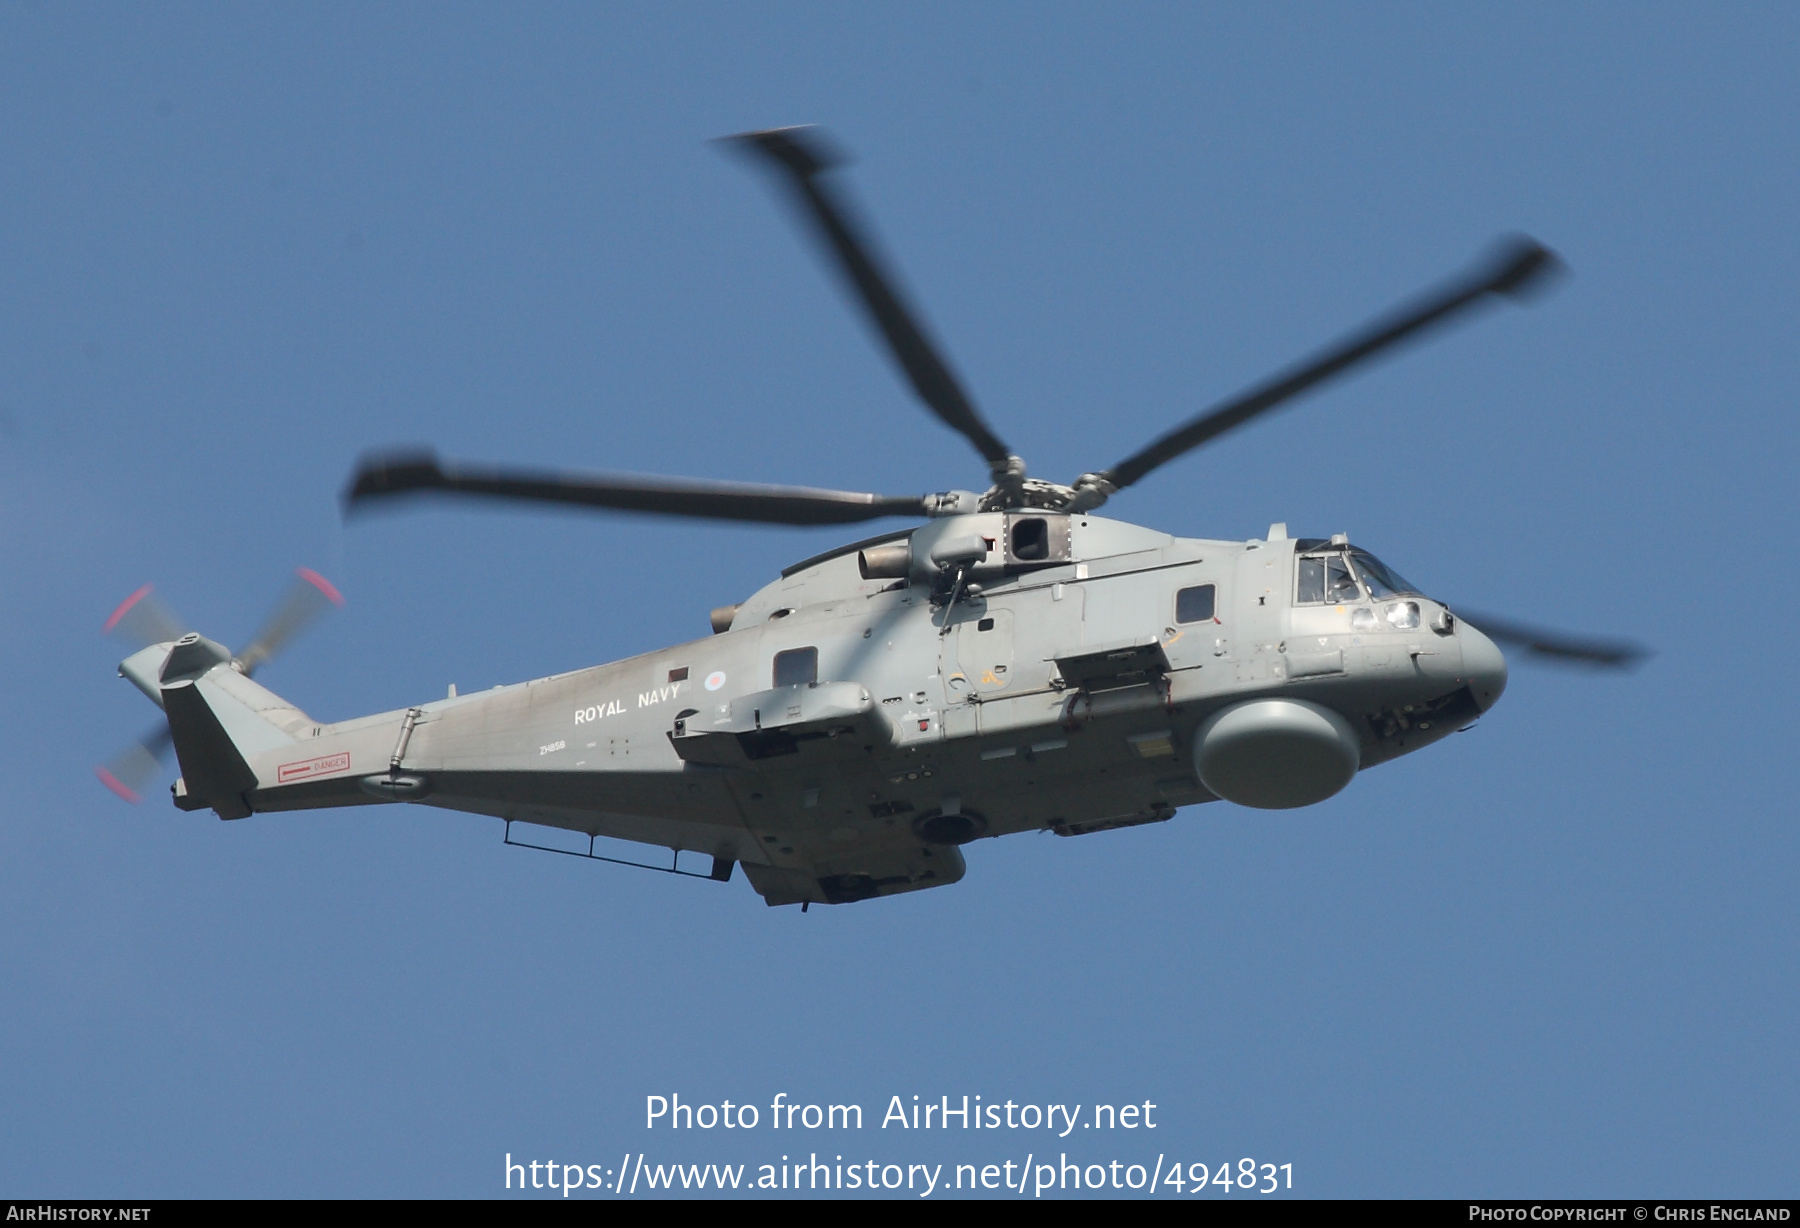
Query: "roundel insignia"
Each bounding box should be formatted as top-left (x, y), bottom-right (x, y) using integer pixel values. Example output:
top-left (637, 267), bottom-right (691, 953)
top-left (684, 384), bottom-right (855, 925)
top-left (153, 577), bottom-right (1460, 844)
top-left (704, 671), bottom-right (727, 691)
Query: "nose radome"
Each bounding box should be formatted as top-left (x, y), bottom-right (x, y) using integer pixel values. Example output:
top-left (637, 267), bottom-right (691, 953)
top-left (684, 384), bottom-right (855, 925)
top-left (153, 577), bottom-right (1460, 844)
top-left (1459, 619), bottom-right (1508, 711)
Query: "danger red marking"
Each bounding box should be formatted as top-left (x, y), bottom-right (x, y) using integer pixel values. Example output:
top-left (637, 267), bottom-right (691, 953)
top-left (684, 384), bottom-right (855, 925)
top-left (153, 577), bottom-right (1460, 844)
top-left (279, 752), bottom-right (351, 783)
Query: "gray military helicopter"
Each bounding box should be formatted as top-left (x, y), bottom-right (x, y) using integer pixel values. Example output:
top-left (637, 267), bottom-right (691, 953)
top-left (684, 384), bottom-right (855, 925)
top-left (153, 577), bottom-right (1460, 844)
top-left (104, 128), bottom-right (1644, 908)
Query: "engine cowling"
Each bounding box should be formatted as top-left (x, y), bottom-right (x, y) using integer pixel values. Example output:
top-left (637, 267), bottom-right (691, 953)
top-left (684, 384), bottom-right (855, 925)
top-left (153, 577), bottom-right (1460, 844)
top-left (1193, 698), bottom-right (1361, 810)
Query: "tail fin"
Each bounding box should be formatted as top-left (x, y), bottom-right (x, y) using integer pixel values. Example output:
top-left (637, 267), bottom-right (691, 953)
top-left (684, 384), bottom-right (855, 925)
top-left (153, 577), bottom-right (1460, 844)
top-left (126, 634), bottom-right (316, 819)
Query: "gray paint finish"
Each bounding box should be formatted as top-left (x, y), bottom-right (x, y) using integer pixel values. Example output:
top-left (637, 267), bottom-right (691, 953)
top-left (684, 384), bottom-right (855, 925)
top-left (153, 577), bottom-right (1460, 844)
top-left (133, 516), bottom-right (1502, 907)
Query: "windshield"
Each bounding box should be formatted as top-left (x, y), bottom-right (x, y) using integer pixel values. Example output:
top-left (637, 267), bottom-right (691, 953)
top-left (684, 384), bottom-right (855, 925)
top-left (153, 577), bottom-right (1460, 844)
top-left (1348, 549), bottom-right (1422, 598)
top-left (1296, 546), bottom-right (1424, 604)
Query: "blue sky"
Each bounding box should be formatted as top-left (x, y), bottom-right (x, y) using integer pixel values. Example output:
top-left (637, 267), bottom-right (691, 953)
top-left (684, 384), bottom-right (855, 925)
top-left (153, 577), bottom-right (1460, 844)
top-left (2, 3), bottom-right (1795, 1198)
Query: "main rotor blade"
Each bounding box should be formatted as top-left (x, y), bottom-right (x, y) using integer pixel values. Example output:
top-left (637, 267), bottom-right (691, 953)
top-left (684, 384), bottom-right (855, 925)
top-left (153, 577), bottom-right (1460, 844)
top-left (96, 724), bottom-right (173, 804)
top-left (235, 568), bottom-right (345, 677)
top-left (723, 127), bottom-right (1015, 474)
top-left (1098, 236), bottom-right (1563, 492)
top-left (344, 451), bottom-right (932, 526)
top-left (1456, 609), bottom-right (1649, 670)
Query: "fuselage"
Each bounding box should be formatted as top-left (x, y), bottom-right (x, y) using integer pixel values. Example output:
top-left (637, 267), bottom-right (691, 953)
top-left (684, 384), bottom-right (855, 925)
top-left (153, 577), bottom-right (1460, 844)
top-left (162, 514), bottom-right (1506, 906)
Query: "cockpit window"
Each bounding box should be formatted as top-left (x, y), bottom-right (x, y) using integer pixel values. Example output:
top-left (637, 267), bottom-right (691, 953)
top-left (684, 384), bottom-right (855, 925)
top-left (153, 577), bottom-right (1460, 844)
top-left (1348, 549), bottom-right (1421, 598)
top-left (1296, 553), bottom-right (1363, 605)
top-left (1325, 557), bottom-right (1360, 602)
top-left (1297, 557), bottom-right (1326, 604)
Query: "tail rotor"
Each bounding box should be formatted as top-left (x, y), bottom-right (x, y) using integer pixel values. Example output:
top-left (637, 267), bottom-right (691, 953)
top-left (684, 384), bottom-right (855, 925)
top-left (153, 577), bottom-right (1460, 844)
top-left (96, 568), bottom-right (344, 804)
top-left (101, 584), bottom-right (187, 650)
top-left (95, 726), bottom-right (174, 804)
top-left (235, 568), bottom-right (344, 676)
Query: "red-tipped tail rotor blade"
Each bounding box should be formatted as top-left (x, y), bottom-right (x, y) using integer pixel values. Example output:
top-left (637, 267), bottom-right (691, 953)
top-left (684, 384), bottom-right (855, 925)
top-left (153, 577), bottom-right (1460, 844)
top-left (101, 585), bottom-right (188, 649)
top-left (95, 725), bottom-right (174, 804)
top-left (235, 568), bottom-right (344, 675)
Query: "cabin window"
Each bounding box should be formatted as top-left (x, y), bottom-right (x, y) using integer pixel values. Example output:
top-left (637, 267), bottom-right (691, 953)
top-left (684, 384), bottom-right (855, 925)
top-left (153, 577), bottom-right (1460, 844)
top-left (978, 617), bottom-right (995, 631)
top-left (667, 667), bottom-right (688, 683)
top-left (773, 647), bottom-right (818, 688)
top-left (1175, 584), bottom-right (1216, 624)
